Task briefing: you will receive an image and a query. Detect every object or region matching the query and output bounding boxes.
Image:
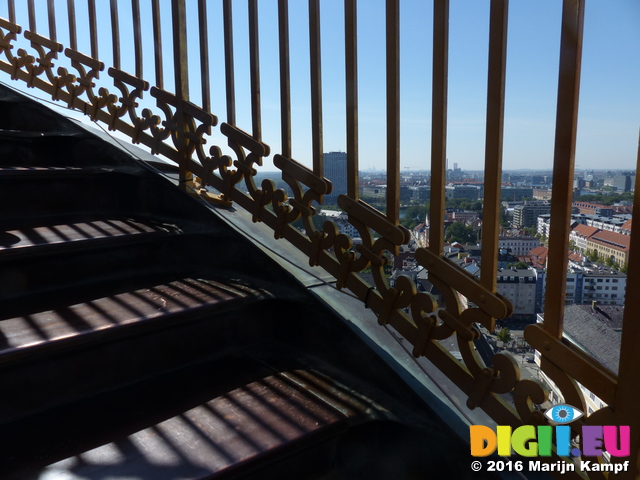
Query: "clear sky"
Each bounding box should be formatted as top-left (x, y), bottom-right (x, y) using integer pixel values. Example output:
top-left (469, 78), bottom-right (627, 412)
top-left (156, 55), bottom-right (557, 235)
top-left (2, 1), bottom-right (638, 172)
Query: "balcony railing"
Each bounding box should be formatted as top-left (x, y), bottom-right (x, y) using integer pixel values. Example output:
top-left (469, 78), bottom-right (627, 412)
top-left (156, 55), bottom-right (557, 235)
top-left (0, 1), bottom-right (638, 477)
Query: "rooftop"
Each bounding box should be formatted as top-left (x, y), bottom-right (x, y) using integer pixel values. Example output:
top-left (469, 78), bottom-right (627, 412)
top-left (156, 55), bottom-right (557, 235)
top-left (562, 305), bottom-right (622, 375)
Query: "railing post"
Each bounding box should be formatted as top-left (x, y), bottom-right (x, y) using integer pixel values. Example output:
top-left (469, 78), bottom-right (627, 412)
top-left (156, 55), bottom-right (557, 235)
top-left (429, 0), bottom-right (449, 254)
top-left (614, 129), bottom-right (640, 480)
top-left (480, 0), bottom-right (508, 297)
top-left (309, 0), bottom-right (324, 177)
top-left (386, 0), bottom-right (400, 224)
top-left (172, 0), bottom-right (192, 187)
top-left (345, 0), bottom-right (358, 200)
top-left (544, 0), bottom-right (585, 338)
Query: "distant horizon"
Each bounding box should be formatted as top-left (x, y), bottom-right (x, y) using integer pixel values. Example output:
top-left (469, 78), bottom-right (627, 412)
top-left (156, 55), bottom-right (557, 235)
top-left (1, 1), bottom-right (638, 172)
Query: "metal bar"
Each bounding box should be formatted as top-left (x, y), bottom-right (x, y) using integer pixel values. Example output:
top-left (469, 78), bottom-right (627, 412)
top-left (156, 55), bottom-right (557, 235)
top-left (429, 0), bottom-right (449, 253)
top-left (8, 0), bottom-right (15, 24)
top-left (386, 0), bottom-right (400, 223)
top-left (172, 0), bottom-right (190, 100)
top-left (615, 129), bottom-right (640, 480)
top-left (345, 0), bottom-right (358, 199)
top-left (543, 0), bottom-right (584, 338)
top-left (198, 0), bottom-right (210, 113)
top-left (480, 0), bottom-right (508, 292)
top-left (88, 0), bottom-right (97, 58)
top-left (110, 0), bottom-right (120, 69)
top-left (223, 0), bottom-right (236, 125)
top-left (132, 0), bottom-right (142, 78)
top-left (172, 0), bottom-right (190, 184)
top-left (47, 0), bottom-right (56, 41)
top-left (278, 0), bottom-right (291, 159)
top-left (308, 0), bottom-right (323, 176)
top-left (28, 0), bottom-right (36, 31)
top-left (248, 0), bottom-right (262, 141)
top-left (67, 0), bottom-right (77, 51)
top-left (151, 0), bottom-right (163, 90)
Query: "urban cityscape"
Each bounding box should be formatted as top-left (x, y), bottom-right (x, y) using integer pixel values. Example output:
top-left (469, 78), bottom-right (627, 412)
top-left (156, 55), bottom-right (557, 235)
top-left (258, 151), bottom-right (633, 418)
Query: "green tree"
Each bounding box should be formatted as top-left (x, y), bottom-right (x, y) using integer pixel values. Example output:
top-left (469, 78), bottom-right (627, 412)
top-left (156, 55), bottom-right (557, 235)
top-left (445, 222), bottom-right (477, 244)
top-left (507, 262), bottom-right (530, 269)
top-left (401, 204), bottom-right (430, 229)
top-left (497, 328), bottom-right (512, 344)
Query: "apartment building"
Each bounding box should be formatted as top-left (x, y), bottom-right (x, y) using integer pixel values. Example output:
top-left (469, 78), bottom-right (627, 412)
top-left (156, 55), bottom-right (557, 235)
top-left (586, 230), bottom-right (631, 267)
top-left (498, 236), bottom-right (541, 256)
top-left (496, 268), bottom-right (537, 316)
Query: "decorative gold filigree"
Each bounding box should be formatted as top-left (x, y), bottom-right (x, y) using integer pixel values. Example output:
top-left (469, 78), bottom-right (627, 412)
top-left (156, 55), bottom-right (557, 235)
top-left (0, 17), bottom-right (625, 478)
top-left (56, 49), bottom-right (103, 109)
top-left (23, 31), bottom-right (62, 87)
top-left (102, 68), bottom-right (150, 133)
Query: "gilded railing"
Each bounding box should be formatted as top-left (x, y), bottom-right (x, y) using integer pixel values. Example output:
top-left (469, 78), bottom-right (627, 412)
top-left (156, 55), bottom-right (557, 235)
top-left (0, 1), bottom-right (638, 478)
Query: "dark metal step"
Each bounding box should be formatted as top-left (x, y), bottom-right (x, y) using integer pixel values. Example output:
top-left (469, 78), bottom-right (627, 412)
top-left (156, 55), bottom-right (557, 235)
top-left (0, 276), bottom-right (274, 425)
top-left (0, 216), bottom-right (179, 252)
top-left (0, 227), bottom-right (192, 317)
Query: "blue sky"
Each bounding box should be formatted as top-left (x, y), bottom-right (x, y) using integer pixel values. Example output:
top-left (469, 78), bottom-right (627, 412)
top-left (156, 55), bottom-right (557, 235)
top-left (2, 1), bottom-right (639, 172)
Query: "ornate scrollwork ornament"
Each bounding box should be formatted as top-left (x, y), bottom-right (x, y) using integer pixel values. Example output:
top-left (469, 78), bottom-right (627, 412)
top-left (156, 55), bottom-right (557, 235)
top-left (0, 19), bottom-right (21, 65)
top-left (22, 32), bottom-right (62, 87)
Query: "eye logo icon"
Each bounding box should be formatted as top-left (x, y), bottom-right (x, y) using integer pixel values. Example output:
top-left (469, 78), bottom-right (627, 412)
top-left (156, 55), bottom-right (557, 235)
top-left (544, 404), bottom-right (584, 424)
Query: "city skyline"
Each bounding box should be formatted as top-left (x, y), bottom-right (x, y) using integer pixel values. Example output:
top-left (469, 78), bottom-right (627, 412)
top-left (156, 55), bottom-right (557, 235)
top-left (1, 1), bottom-right (638, 172)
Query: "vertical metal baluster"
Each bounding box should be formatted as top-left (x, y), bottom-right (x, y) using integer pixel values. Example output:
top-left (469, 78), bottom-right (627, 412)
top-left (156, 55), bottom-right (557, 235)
top-left (132, 0), bottom-right (142, 78)
top-left (248, 0), bottom-right (262, 141)
top-left (429, 0), bottom-right (449, 253)
top-left (8, 0), bottom-right (15, 24)
top-left (345, 0), bottom-right (358, 199)
top-left (67, 0), bottom-right (77, 50)
top-left (88, 0), bottom-right (97, 58)
top-left (309, 0), bottom-right (323, 176)
top-left (172, 0), bottom-right (190, 184)
top-left (110, 0), bottom-right (120, 69)
top-left (544, 0), bottom-right (585, 339)
top-left (480, 0), bottom-right (508, 294)
top-left (27, 0), bottom-right (36, 31)
top-left (198, 0), bottom-right (210, 113)
top-left (151, 0), bottom-right (163, 90)
top-left (386, 0), bottom-right (400, 223)
top-left (223, 0), bottom-right (236, 126)
top-left (615, 129), bottom-right (640, 480)
top-left (278, 0), bottom-right (291, 159)
top-left (48, 0), bottom-right (56, 41)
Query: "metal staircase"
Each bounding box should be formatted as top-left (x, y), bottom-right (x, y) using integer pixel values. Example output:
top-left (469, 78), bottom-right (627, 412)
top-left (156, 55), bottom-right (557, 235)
top-left (0, 84), bottom-right (489, 480)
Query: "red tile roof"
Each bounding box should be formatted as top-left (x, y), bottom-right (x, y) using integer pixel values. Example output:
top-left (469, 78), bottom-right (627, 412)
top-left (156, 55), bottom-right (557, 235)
top-left (571, 224), bottom-right (600, 238)
top-left (529, 246), bottom-right (548, 258)
top-left (589, 230), bottom-right (631, 252)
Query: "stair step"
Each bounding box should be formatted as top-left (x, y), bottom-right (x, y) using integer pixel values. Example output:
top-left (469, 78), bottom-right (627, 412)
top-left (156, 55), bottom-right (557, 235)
top-left (0, 167), bottom-right (219, 231)
top-left (15, 370), bottom-right (368, 480)
top-left (0, 277), bottom-right (274, 425)
top-left (0, 224), bottom-right (190, 316)
top-left (0, 278), bottom-right (265, 355)
top-left (0, 169), bottom-right (157, 220)
top-left (0, 217), bottom-right (178, 252)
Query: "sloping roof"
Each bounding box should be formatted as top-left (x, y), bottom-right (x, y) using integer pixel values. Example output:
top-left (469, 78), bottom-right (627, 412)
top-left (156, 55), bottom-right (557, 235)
top-left (589, 230), bottom-right (631, 252)
top-left (529, 245), bottom-right (548, 258)
top-left (529, 246), bottom-right (548, 269)
top-left (563, 304), bottom-right (621, 375)
top-left (572, 224), bottom-right (600, 238)
top-left (568, 251), bottom-right (584, 262)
